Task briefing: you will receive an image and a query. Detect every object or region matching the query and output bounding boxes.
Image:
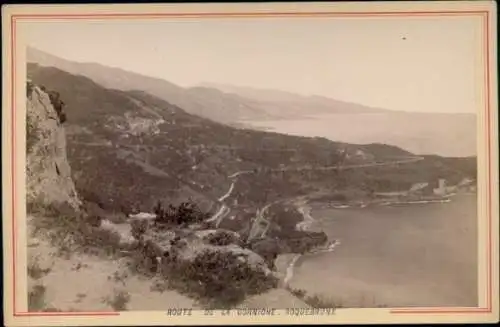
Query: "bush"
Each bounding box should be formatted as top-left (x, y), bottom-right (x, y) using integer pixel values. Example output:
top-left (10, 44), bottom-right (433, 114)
top-left (27, 81), bottom-right (34, 98)
top-left (131, 219), bottom-right (148, 241)
top-left (26, 114), bottom-right (39, 154)
top-left (28, 200), bottom-right (126, 259)
top-left (47, 90), bottom-right (67, 124)
top-left (287, 287), bottom-right (341, 309)
top-left (289, 287), bottom-right (306, 298)
top-left (105, 290), bottom-right (131, 311)
top-left (27, 261), bottom-right (51, 280)
top-left (161, 249), bottom-right (278, 308)
top-left (28, 285), bottom-right (47, 311)
top-left (154, 200), bottom-right (210, 227)
top-left (305, 294), bottom-right (341, 308)
top-left (205, 230), bottom-right (239, 246)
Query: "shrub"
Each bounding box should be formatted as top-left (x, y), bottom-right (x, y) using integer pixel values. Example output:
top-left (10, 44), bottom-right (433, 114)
top-left (154, 200), bottom-right (210, 227)
top-left (27, 81), bottom-right (34, 98)
top-left (27, 261), bottom-right (51, 280)
top-left (305, 294), bottom-right (341, 308)
top-left (205, 230), bottom-right (239, 246)
top-left (28, 200), bottom-right (125, 259)
top-left (26, 114), bottom-right (39, 154)
top-left (287, 287), bottom-right (341, 309)
top-left (28, 284), bottom-right (47, 311)
top-left (289, 287), bottom-right (306, 298)
top-left (47, 90), bottom-right (67, 124)
top-left (105, 290), bottom-right (130, 311)
top-left (131, 219), bottom-right (148, 241)
top-left (161, 249), bottom-right (278, 308)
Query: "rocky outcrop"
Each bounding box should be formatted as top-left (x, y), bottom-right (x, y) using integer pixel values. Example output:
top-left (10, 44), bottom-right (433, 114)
top-left (26, 80), bottom-right (80, 210)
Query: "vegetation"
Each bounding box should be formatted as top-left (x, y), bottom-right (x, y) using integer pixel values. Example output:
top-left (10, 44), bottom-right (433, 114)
top-left (27, 260), bottom-right (52, 280)
top-left (161, 249), bottom-right (278, 308)
top-left (47, 90), bottom-right (67, 124)
top-left (104, 289), bottom-right (131, 311)
top-left (27, 200), bottom-right (126, 259)
top-left (27, 64), bottom-right (476, 224)
top-left (153, 201), bottom-right (210, 227)
top-left (28, 284), bottom-right (47, 311)
top-left (204, 230), bottom-right (240, 246)
top-left (26, 113), bottom-right (39, 154)
top-left (27, 80), bottom-right (34, 98)
top-left (287, 287), bottom-right (342, 309)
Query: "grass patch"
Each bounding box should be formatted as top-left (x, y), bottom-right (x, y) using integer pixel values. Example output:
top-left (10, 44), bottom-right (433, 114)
top-left (305, 294), bottom-right (343, 309)
top-left (287, 287), bottom-right (389, 308)
top-left (28, 200), bottom-right (130, 260)
top-left (287, 287), bottom-right (342, 309)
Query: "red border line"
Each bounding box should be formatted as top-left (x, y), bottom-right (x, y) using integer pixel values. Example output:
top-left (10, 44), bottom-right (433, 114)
top-left (10, 10), bottom-right (494, 318)
top-left (15, 312), bottom-right (121, 317)
top-left (11, 15), bottom-right (17, 318)
top-left (11, 10), bottom-right (489, 19)
top-left (484, 9), bottom-right (493, 313)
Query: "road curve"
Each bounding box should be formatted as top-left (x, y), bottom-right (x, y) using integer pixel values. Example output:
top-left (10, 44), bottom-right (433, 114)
top-left (213, 156), bottom-right (425, 233)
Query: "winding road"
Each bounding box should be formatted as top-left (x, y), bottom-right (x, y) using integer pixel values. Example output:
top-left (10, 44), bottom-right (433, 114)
top-left (108, 143), bottom-right (424, 234)
top-left (217, 156), bottom-right (424, 241)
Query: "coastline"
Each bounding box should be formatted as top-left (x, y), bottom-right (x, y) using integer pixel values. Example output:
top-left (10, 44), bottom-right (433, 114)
top-left (282, 192), bottom-right (477, 308)
top-left (279, 190), bottom-right (473, 288)
top-left (280, 201), bottom-right (340, 287)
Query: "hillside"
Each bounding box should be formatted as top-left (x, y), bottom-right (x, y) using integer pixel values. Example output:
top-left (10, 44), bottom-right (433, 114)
top-left (27, 47), bottom-right (389, 123)
top-left (26, 80), bottom-right (310, 310)
top-left (27, 47), bottom-right (274, 123)
top-left (27, 47), bottom-right (477, 158)
top-left (28, 63), bottom-right (476, 238)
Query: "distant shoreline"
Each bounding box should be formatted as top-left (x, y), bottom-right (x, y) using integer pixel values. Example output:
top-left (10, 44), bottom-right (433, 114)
top-left (281, 190), bottom-right (476, 287)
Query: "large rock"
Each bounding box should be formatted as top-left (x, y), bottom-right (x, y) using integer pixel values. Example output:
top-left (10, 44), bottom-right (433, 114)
top-left (26, 81), bottom-right (81, 210)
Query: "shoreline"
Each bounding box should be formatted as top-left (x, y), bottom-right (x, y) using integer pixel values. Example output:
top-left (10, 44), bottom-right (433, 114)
top-left (313, 191), bottom-right (476, 210)
top-left (282, 201), bottom-right (340, 287)
top-left (280, 191), bottom-right (475, 288)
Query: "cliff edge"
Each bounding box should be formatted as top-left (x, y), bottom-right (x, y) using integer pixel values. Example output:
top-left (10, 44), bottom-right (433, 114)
top-left (26, 80), bottom-right (80, 210)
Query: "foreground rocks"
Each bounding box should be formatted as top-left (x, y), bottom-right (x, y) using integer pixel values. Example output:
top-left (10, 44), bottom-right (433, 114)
top-left (84, 213), bottom-right (280, 308)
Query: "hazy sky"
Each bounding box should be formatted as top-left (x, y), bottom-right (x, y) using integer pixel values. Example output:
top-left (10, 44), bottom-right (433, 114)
top-left (21, 16), bottom-right (483, 113)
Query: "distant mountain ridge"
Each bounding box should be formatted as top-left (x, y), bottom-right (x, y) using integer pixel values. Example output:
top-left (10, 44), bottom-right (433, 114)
top-left (27, 46), bottom-right (477, 157)
top-left (27, 47), bottom-right (388, 123)
top-left (199, 82), bottom-right (390, 115)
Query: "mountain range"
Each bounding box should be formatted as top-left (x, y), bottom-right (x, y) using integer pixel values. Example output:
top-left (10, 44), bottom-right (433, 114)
top-left (25, 47), bottom-right (390, 121)
top-left (27, 62), bottom-right (476, 229)
top-left (27, 47), bottom-right (476, 157)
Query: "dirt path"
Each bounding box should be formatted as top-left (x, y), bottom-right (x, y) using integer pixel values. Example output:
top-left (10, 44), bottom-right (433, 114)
top-left (27, 217), bottom-right (197, 312)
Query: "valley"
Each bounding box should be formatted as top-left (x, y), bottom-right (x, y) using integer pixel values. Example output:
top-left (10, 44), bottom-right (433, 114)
top-left (26, 61), bottom-right (477, 310)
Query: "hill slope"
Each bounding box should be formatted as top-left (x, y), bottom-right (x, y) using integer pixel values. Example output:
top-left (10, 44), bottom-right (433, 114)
top-left (27, 63), bottom-right (476, 239)
top-left (27, 47), bottom-right (273, 123)
top-left (27, 47), bottom-right (390, 123)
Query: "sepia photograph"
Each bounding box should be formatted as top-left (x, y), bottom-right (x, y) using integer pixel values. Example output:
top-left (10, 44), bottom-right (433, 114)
top-left (2, 2), bottom-right (498, 326)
